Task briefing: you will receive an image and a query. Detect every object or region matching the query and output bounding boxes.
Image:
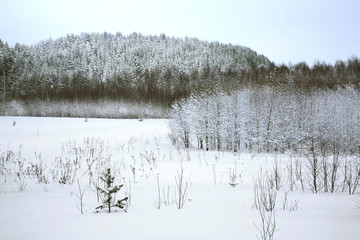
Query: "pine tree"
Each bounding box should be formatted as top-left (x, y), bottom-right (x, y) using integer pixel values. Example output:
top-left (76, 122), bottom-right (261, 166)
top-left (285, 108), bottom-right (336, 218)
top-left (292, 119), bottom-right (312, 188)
top-left (96, 168), bottom-right (128, 213)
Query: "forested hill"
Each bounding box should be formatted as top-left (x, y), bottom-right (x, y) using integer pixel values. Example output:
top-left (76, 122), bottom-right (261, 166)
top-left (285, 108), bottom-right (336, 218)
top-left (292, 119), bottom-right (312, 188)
top-left (0, 32), bottom-right (270, 103)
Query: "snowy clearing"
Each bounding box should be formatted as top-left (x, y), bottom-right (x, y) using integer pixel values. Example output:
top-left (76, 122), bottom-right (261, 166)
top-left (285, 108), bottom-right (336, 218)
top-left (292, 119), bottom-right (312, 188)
top-left (0, 117), bottom-right (359, 240)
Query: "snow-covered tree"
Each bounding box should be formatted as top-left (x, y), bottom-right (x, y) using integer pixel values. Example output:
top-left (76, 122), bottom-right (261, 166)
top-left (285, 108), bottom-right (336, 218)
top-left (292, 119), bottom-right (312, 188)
top-left (96, 168), bottom-right (128, 213)
top-left (169, 87), bottom-right (360, 155)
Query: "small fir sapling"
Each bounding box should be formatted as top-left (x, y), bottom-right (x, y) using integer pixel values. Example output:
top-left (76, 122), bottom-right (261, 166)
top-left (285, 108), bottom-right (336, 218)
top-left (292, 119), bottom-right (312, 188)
top-left (229, 167), bottom-right (241, 187)
top-left (96, 168), bottom-right (128, 213)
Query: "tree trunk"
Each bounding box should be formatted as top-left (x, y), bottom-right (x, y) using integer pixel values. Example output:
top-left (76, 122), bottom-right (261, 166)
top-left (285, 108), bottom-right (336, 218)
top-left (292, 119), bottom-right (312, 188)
top-left (3, 69), bottom-right (5, 102)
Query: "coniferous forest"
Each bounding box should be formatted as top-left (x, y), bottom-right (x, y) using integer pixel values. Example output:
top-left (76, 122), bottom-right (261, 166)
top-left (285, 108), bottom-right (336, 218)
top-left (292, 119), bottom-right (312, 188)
top-left (0, 32), bottom-right (360, 119)
top-left (0, 32), bottom-right (270, 103)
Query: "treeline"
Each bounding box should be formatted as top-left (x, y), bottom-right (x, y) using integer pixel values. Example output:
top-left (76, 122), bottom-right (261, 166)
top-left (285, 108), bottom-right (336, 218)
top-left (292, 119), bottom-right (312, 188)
top-left (1, 32), bottom-right (360, 107)
top-left (169, 87), bottom-right (360, 155)
top-left (0, 32), bottom-right (269, 104)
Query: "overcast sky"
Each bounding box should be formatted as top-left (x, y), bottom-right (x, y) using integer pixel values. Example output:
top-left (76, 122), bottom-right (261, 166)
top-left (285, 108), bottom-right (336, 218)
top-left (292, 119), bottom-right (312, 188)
top-left (1, 0), bottom-right (359, 65)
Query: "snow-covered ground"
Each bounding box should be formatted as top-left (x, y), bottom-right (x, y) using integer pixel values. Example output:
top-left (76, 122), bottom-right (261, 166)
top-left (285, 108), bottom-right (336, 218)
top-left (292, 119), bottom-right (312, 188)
top-left (0, 117), bottom-right (359, 240)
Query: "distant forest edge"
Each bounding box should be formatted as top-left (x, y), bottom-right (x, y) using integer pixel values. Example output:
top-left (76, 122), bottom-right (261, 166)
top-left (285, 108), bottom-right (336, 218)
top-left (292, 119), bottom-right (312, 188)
top-left (0, 32), bottom-right (269, 104)
top-left (0, 32), bottom-right (360, 116)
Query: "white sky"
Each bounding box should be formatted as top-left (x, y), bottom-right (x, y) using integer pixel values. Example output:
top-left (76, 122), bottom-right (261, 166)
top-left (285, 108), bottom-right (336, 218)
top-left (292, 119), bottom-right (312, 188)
top-left (1, 0), bottom-right (359, 65)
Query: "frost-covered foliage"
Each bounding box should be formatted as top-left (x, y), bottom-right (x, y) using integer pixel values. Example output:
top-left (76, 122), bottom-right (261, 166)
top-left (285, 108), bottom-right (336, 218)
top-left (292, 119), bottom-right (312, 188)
top-left (0, 33), bottom-right (269, 103)
top-left (2, 35), bottom-right (360, 109)
top-left (169, 87), bottom-right (360, 155)
top-left (96, 168), bottom-right (128, 213)
top-left (26, 32), bottom-right (268, 77)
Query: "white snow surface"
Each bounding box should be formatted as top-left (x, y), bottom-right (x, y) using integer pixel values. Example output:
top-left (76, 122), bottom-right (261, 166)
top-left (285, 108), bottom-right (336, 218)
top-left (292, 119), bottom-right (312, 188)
top-left (0, 116), bottom-right (359, 240)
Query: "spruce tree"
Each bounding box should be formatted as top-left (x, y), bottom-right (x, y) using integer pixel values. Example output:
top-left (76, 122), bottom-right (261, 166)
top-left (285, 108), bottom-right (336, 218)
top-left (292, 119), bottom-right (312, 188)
top-left (96, 168), bottom-right (128, 212)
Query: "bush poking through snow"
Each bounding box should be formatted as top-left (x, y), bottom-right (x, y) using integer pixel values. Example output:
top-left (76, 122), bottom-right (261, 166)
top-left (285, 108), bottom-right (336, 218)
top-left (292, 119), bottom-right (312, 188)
top-left (254, 206), bottom-right (277, 240)
top-left (74, 180), bottom-right (90, 215)
top-left (155, 174), bottom-right (161, 209)
top-left (15, 173), bottom-right (27, 192)
top-left (155, 175), bottom-right (173, 209)
top-left (281, 191), bottom-right (299, 212)
top-left (52, 157), bottom-right (80, 185)
top-left (253, 170), bottom-right (277, 240)
top-left (174, 165), bottom-right (191, 209)
top-left (95, 168), bottom-right (128, 213)
top-left (253, 170), bottom-right (277, 212)
top-left (26, 153), bottom-right (49, 184)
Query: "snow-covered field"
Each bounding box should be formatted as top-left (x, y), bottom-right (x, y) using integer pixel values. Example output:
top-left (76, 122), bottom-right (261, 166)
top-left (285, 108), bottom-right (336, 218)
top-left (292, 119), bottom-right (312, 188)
top-left (0, 117), bottom-right (359, 240)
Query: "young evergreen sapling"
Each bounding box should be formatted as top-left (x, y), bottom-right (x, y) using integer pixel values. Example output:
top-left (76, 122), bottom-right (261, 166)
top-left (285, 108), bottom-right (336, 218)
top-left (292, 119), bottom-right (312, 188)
top-left (96, 168), bottom-right (128, 212)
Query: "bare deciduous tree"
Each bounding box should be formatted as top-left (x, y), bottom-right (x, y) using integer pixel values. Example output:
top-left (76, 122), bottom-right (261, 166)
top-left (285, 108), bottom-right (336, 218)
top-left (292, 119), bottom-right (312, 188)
top-left (330, 146), bottom-right (340, 193)
top-left (295, 157), bottom-right (304, 191)
top-left (306, 138), bottom-right (321, 193)
top-left (343, 160), bottom-right (360, 195)
top-left (272, 157), bottom-right (281, 191)
top-left (174, 165), bottom-right (191, 209)
top-left (286, 157), bottom-right (295, 191)
top-left (74, 180), bottom-right (90, 214)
